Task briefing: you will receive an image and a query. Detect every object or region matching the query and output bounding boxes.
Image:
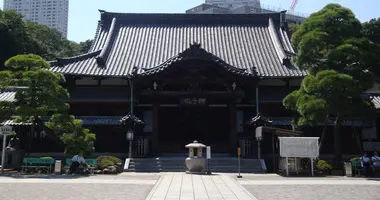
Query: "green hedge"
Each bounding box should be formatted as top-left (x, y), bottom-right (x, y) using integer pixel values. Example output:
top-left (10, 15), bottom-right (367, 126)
top-left (96, 156), bottom-right (121, 170)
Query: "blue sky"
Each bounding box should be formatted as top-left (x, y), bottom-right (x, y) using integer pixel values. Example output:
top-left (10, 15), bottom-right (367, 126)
top-left (1, 0), bottom-right (379, 42)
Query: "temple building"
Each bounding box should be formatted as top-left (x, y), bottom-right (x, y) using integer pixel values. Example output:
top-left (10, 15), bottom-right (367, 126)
top-left (0, 10), bottom-right (375, 158)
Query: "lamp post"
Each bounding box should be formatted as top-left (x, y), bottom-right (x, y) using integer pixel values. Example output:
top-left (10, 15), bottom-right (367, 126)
top-left (126, 129), bottom-right (134, 158)
top-left (120, 114), bottom-right (144, 159)
top-left (121, 67), bottom-right (144, 158)
top-left (248, 113), bottom-right (272, 160)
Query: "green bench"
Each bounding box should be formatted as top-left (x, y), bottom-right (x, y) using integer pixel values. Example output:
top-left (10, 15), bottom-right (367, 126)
top-left (22, 158), bottom-right (55, 174)
top-left (351, 161), bottom-right (364, 177)
top-left (64, 158), bottom-right (97, 174)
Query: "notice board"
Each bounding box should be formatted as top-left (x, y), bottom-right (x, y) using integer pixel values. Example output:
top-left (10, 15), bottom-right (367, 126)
top-left (279, 137), bottom-right (319, 158)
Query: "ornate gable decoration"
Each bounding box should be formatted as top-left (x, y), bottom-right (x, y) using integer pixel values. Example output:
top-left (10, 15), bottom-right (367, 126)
top-left (178, 42), bottom-right (215, 61)
top-left (141, 42), bottom-right (253, 77)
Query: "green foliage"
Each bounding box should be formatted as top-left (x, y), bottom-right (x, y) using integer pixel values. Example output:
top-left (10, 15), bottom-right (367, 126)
top-left (1, 54), bottom-right (87, 153)
top-left (284, 70), bottom-right (374, 127)
top-left (291, 4), bottom-right (380, 89)
top-left (316, 159), bottom-right (333, 172)
top-left (45, 114), bottom-right (96, 155)
top-left (5, 54), bottom-right (50, 71)
top-left (362, 18), bottom-right (380, 45)
top-left (96, 156), bottom-right (122, 170)
top-left (287, 23), bottom-right (300, 37)
top-left (0, 101), bottom-right (14, 123)
top-left (0, 9), bottom-right (90, 68)
top-left (14, 69), bottom-right (69, 118)
top-left (3, 55), bottom-right (69, 120)
top-left (0, 10), bottom-right (29, 69)
top-left (79, 39), bottom-right (94, 54)
top-left (25, 21), bottom-right (77, 60)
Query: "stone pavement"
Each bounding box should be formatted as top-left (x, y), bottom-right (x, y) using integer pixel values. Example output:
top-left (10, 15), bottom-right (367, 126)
top-left (234, 174), bottom-right (380, 200)
top-left (2, 173), bottom-right (380, 200)
top-left (0, 174), bottom-right (160, 200)
top-left (145, 172), bottom-right (257, 200)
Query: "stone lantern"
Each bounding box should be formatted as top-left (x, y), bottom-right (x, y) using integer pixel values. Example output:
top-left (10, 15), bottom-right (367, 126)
top-left (185, 140), bottom-right (206, 173)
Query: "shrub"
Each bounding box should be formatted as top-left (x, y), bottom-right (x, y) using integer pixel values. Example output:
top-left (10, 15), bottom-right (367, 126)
top-left (96, 156), bottom-right (121, 170)
top-left (350, 157), bottom-right (360, 162)
top-left (316, 159), bottom-right (332, 174)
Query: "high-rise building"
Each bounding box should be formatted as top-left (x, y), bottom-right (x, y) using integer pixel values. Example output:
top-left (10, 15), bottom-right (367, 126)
top-left (205, 0), bottom-right (261, 9)
top-left (3, 0), bottom-right (69, 37)
top-left (186, 0), bottom-right (307, 24)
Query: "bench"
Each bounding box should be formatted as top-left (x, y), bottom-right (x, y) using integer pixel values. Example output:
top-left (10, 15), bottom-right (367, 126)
top-left (65, 158), bottom-right (97, 174)
top-left (351, 161), bottom-right (364, 177)
top-left (22, 158), bottom-right (55, 174)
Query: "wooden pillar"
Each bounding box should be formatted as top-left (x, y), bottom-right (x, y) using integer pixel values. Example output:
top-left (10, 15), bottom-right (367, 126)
top-left (229, 101), bottom-right (237, 156)
top-left (151, 104), bottom-right (159, 156)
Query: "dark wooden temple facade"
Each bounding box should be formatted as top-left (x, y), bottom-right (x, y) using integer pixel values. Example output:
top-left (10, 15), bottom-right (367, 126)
top-left (0, 11), bottom-right (370, 157)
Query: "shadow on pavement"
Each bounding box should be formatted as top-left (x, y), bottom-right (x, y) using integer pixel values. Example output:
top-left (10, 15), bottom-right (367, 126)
top-left (0, 173), bottom-right (91, 179)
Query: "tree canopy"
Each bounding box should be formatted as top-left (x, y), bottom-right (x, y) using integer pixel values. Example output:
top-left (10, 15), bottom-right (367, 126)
top-left (285, 4), bottom-right (380, 165)
top-left (1, 54), bottom-right (95, 154)
top-left (284, 70), bottom-right (374, 127)
top-left (362, 18), bottom-right (380, 45)
top-left (291, 4), bottom-right (380, 90)
top-left (46, 114), bottom-right (96, 155)
top-left (0, 9), bottom-right (91, 69)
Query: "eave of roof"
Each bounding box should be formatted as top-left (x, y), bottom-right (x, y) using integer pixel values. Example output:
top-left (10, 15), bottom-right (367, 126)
top-left (370, 95), bottom-right (380, 109)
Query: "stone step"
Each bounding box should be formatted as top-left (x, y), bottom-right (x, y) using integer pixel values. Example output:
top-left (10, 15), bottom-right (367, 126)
top-left (127, 157), bottom-right (265, 173)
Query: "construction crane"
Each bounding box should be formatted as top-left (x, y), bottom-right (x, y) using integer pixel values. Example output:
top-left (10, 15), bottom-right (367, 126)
top-left (289, 0), bottom-right (299, 12)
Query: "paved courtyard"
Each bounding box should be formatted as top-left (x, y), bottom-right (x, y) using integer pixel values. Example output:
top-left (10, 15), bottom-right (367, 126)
top-left (0, 174), bottom-right (160, 200)
top-left (1, 173), bottom-right (380, 200)
top-left (235, 174), bottom-right (380, 200)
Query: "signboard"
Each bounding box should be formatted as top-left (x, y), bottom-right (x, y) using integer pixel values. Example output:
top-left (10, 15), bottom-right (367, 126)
top-left (279, 137), bottom-right (319, 158)
top-left (180, 98), bottom-right (207, 106)
top-left (206, 146), bottom-right (211, 159)
top-left (0, 125), bottom-right (12, 135)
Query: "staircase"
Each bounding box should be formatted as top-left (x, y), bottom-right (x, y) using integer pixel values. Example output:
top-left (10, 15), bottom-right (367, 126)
top-left (126, 154), bottom-right (265, 173)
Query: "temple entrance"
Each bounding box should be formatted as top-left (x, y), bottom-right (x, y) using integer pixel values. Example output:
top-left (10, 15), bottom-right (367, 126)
top-left (158, 106), bottom-right (230, 153)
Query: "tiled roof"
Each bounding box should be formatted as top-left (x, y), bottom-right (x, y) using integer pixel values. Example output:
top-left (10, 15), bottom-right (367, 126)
top-left (50, 11), bottom-right (307, 78)
top-left (371, 96), bottom-right (380, 109)
top-left (0, 91), bottom-right (16, 102)
top-left (0, 119), bottom-right (31, 126)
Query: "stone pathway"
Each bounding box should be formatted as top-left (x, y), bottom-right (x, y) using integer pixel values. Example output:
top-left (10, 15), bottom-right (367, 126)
top-left (2, 173), bottom-right (380, 200)
top-left (145, 172), bottom-right (257, 200)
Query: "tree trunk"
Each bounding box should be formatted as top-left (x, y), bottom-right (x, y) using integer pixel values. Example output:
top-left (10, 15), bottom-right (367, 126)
top-left (353, 126), bottom-right (363, 154)
top-left (26, 120), bottom-right (35, 156)
top-left (319, 114), bottom-right (329, 153)
top-left (34, 116), bottom-right (64, 147)
top-left (333, 114), bottom-right (343, 169)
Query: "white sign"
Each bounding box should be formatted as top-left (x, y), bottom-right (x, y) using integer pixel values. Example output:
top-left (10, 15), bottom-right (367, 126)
top-left (279, 137), bottom-right (319, 158)
top-left (0, 125), bottom-right (12, 135)
top-left (206, 146), bottom-right (211, 159)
